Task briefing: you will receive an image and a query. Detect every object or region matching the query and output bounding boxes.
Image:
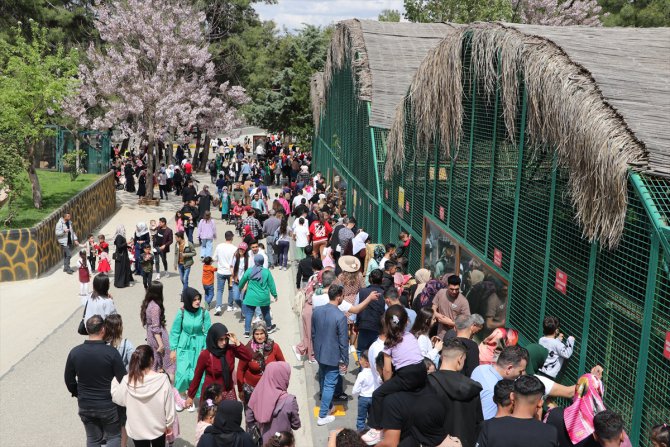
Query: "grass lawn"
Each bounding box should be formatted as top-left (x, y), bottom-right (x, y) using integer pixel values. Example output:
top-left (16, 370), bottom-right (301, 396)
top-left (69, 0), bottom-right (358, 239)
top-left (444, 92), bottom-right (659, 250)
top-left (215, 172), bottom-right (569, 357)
top-left (1, 170), bottom-right (100, 229)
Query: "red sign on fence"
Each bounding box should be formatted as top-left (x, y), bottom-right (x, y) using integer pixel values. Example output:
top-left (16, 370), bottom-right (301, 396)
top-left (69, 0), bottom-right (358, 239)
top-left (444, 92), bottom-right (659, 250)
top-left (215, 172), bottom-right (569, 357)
top-left (385, 189), bottom-right (389, 200)
top-left (664, 332), bottom-right (670, 361)
top-left (493, 249), bottom-right (502, 267)
top-left (439, 206), bottom-right (445, 221)
top-left (405, 200), bottom-right (410, 212)
top-left (555, 269), bottom-right (568, 295)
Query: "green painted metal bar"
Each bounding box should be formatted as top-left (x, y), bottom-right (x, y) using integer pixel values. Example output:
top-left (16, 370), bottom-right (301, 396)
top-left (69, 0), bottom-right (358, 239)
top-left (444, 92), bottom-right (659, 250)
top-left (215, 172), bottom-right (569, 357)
top-left (367, 103), bottom-right (384, 243)
top-left (506, 84), bottom-right (528, 302)
top-left (537, 152), bottom-right (558, 337)
top-left (431, 135), bottom-right (439, 216)
top-left (446, 152), bottom-right (455, 227)
top-left (484, 55), bottom-right (501, 257)
top-left (629, 231), bottom-right (660, 444)
top-left (379, 203), bottom-right (421, 241)
top-left (424, 211), bottom-right (511, 282)
top-left (630, 171), bottom-right (670, 255)
top-left (577, 241), bottom-right (598, 376)
top-left (463, 68), bottom-right (478, 239)
top-left (318, 136), bottom-right (378, 204)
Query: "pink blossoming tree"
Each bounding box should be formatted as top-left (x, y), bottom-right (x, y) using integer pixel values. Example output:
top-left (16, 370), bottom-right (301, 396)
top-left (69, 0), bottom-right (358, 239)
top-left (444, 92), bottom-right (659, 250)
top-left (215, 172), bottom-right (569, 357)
top-left (64, 0), bottom-right (248, 200)
top-left (512, 0), bottom-right (603, 26)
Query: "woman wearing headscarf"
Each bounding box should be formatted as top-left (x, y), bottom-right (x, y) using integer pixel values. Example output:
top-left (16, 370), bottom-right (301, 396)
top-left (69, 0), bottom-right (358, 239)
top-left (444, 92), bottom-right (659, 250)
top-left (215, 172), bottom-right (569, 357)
top-left (412, 279), bottom-right (446, 313)
top-left (410, 268), bottom-right (431, 308)
top-left (197, 185), bottom-right (212, 222)
top-left (220, 186), bottom-right (231, 221)
top-left (239, 254), bottom-right (278, 337)
top-left (136, 169), bottom-right (147, 197)
top-left (186, 324), bottom-right (252, 409)
top-left (237, 321), bottom-right (286, 404)
top-left (545, 371), bottom-right (632, 447)
top-left (196, 400), bottom-right (255, 447)
top-left (169, 287), bottom-right (212, 405)
top-left (365, 244), bottom-right (385, 285)
top-left (124, 161), bottom-right (135, 192)
top-left (293, 261), bottom-right (325, 363)
top-left (246, 362), bottom-right (301, 444)
top-left (113, 225), bottom-right (132, 288)
top-left (133, 222), bottom-right (151, 275)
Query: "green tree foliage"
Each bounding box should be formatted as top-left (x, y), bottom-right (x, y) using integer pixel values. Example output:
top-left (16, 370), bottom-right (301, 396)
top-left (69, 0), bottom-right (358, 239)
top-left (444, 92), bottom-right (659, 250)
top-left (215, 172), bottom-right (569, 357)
top-left (245, 25), bottom-right (331, 145)
top-left (0, 21), bottom-right (78, 209)
top-left (600, 0), bottom-right (670, 26)
top-left (404, 0), bottom-right (513, 22)
top-left (379, 9), bottom-right (402, 21)
top-left (0, 144), bottom-right (26, 226)
top-left (0, 0), bottom-right (95, 47)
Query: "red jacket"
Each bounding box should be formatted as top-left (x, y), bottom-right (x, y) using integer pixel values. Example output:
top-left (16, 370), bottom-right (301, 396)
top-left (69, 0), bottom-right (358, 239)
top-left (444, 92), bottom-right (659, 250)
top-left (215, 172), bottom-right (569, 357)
top-left (237, 342), bottom-right (285, 394)
top-left (187, 344), bottom-right (252, 399)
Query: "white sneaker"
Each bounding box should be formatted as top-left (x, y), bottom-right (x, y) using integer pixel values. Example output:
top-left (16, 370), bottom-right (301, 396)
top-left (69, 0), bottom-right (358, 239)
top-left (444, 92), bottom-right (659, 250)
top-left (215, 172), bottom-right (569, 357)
top-left (362, 429), bottom-right (381, 445)
top-left (175, 403), bottom-right (184, 412)
top-left (214, 306), bottom-right (222, 316)
top-left (316, 415), bottom-right (336, 426)
top-left (226, 305), bottom-right (234, 312)
top-left (153, 273), bottom-right (160, 281)
top-left (187, 404), bottom-right (196, 413)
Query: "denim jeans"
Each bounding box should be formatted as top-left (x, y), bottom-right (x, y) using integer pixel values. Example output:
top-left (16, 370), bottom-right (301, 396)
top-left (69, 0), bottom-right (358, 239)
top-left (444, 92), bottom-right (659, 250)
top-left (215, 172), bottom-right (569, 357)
top-left (277, 240), bottom-right (290, 268)
top-left (216, 273), bottom-right (232, 307)
top-left (178, 264), bottom-right (190, 293)
top-left (318, 364), bottom-right (342, 418)
top-left (356, 396), bottom-right (372, 431)
top-left (78, 406), bottom-right (122, 447)
top-left (200, 239), bottom-right (213, 258)
top-left (185, 227), bottom-right (194, 244)
top-left (230, 283), bottom-right (244, 308)
top-left (243, 304), bottom-right (271, 333)
top-left (265, 236), bottom-right (275, 266)
top-left (203, 284), bottom-right (214, 305)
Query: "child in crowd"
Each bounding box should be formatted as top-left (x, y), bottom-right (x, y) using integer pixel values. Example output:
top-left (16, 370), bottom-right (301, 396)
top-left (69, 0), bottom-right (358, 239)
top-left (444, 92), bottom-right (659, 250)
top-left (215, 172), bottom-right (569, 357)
top-left (77, 249), bottom-right (92, 296)
top-left (82, 234), bottom-right (97, 271)
top-left (652, 424), bottom-right (669, 447)
top-left (362, 305), bottom-right (427, 445)
top-left (140, 243), bottom-right (154, 290)
top-left (264, 431), bottom-right (295, 447)
top-left (539, 316), bottom-right (575, 378)
top-left (195, 384), bottom-right (223, 444)
top-left (97, 251), bottom-right (112, 274)
top-left (202, 256), bottom-right (216, 309)
top-left (352, 350), bottom-right (375, 432)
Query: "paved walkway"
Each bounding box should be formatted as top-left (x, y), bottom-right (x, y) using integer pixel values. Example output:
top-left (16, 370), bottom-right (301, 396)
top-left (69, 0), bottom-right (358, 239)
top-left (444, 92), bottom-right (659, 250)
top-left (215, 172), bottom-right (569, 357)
top-left (0, 170), bottom-right (360, 446)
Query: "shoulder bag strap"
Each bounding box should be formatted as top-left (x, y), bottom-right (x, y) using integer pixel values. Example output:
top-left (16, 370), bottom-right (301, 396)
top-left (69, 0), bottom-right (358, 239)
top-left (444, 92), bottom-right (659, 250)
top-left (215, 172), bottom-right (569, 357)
top-left (82, 299), bottom-right (89, 318)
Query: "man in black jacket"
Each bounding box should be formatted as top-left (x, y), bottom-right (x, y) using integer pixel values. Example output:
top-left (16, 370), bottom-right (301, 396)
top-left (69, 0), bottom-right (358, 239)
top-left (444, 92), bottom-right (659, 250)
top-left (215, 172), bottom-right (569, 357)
top-left (355, 269), bottom-right (386, 356)
top-left (154, 217), bottom-right (174, 279)
top-left (427, 339), bottom-right (484, 447)
top-left (296, 246), bottom-right (316, 288)
top-left (381, 260), bottom-right (397, 292)
top-left (64, 315), bottom-right (126, 447)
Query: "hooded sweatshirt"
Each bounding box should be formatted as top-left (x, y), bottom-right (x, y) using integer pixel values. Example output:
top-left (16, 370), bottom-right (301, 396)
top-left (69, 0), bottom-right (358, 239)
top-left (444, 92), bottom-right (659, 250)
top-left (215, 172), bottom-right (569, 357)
top-left (428, 369), bottom-right (484, 447)
top-left (111, 372), bottom-right (175, 440)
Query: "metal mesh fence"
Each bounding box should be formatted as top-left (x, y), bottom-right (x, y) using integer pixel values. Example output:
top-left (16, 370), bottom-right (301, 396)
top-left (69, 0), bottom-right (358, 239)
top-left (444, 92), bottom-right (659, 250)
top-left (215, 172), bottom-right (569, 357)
top-left (314, 32), bottom-right (670, 446)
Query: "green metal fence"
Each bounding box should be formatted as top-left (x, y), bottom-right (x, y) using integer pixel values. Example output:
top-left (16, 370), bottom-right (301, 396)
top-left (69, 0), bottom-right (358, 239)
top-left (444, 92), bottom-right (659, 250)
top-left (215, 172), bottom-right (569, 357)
top-left (314, 33), bottom-right (670, 446)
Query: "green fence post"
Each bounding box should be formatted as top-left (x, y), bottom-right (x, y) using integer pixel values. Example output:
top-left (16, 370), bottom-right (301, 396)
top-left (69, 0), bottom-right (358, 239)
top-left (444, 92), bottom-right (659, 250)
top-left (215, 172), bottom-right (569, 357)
top-left (630, 231), bottom-right (659, 444)
top-left (463, 70), bottom-right (478, 239)
top-left (484, 55), bottom-right (501, 257)
top-left (538, 153), bottom-right (558, 338)
top-left (367, 102), bottom-right (384, 243)
top-left (506, 84), bottom-right (528, 301)
top-left (432, 137), bottom-right (439, 215)
top-left (576, 242), bottom-right (598, 375)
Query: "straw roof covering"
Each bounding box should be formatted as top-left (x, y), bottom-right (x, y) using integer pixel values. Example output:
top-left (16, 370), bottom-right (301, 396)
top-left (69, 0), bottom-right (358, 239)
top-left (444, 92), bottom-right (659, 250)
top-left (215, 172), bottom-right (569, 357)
top-left (385, 22), bottom-right (669, 249)
top-left (310, 72), bottom-right (325, 134)
top-left (323, 20), bottom-right (458, 129)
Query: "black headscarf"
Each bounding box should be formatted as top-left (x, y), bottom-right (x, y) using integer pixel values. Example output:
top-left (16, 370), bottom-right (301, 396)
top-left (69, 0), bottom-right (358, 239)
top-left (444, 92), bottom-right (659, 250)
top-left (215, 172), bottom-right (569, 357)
top-left (202, 400), bottom-right (254, 447)
top-left (182, 287), bottom-right (201, 314)
top-left (206, 323), bottom-right (232, 389)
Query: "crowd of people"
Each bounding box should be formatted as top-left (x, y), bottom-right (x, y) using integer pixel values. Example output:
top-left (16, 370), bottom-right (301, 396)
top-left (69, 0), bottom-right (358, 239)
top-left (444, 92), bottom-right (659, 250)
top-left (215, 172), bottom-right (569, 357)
top-left (61, 139), bottom-right (669, 447)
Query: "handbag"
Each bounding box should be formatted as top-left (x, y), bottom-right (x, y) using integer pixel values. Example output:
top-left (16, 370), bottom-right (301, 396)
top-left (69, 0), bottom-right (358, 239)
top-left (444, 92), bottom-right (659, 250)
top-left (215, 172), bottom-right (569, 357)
top-left (247, 423), bottom-right (263, 447)
top-left (77, 300), bottom-right (89, 335)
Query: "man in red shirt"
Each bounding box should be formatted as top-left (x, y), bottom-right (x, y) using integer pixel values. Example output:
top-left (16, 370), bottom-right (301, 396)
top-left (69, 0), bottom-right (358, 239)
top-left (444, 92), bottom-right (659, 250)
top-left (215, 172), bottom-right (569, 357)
top-left (183, 160), bottom-right (192, 175)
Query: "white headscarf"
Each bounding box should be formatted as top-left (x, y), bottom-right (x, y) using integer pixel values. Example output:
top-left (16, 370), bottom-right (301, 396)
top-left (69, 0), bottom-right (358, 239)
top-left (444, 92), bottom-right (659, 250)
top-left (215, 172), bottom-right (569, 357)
top-left (135, 222), bottom-right (149, 237)
top-left (114, 225), bottom-right (126, 239)
top-left (352, 231), bottom-right (369, 254)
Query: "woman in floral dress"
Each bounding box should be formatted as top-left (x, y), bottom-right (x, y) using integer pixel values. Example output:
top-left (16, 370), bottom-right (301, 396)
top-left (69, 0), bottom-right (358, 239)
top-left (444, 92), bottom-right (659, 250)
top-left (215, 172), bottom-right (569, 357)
top-left (140, 281), bottom-right (175, 376)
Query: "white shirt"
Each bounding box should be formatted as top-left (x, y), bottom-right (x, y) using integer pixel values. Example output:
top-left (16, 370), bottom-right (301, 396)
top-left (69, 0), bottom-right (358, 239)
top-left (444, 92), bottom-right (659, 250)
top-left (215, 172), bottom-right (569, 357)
top-left (294, 225), bottom-right (310, 248)
top-left (213, 242), bottom-right (237, 275)
top-left (292, 195), bottom-right (305, 210)
top-left (248, 250), bottom-right (269, 269)
top-left (255, 144), bottom-right (265, 155)
top-left (416, 334), bottom-right (440, 366)
top-left (535, 374), bottom-right (555, 400)
top-left (368, 338), bottom-right (385, 389)
top-left (379, 258), bottom-right (388, 270)
top-left (352, 367), bottom-right (376, 398)
top-left (312, 293), bottom-right (353, 313)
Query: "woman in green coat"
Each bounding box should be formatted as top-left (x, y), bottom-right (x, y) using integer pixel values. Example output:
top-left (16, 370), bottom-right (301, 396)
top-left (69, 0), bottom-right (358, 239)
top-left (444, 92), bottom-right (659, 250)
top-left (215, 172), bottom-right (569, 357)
top-left (169, 287), bottom-right (212, 404)
top-left (239, 254), bottom-right (278, 337)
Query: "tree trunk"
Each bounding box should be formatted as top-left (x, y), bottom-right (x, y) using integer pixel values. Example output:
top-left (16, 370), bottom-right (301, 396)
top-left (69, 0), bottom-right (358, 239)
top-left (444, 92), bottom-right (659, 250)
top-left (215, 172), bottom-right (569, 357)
top-left (192, 130), bottom-right (201, 168)
top-left (26, 141), bottom-right (43, 209)
top-left (75, 137), bottom-right (80, 173)
top-left (200, 134), bottom-right (211, 172)
top-left (144, 138), bottom-right (155, 199)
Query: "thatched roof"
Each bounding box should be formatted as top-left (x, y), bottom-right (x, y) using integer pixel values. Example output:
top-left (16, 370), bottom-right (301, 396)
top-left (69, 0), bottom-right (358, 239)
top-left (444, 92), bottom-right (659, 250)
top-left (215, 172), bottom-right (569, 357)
top-left (323, 20), bottom-right (459, 129)
top-left (385, 22), bottom-right (670, 249)
top-left (310, 72), bottom-right (325, 135)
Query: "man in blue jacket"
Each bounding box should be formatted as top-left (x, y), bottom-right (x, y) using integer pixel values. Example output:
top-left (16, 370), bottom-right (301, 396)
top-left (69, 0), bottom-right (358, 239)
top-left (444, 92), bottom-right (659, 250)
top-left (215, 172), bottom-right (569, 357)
top-left (311, 284), bottom-right (349, 426)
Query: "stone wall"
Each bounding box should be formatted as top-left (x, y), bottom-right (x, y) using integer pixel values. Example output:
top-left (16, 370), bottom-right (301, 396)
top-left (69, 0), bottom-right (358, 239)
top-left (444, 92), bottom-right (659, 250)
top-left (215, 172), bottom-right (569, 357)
top-left (0, 172), bottom-right (116, 282)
